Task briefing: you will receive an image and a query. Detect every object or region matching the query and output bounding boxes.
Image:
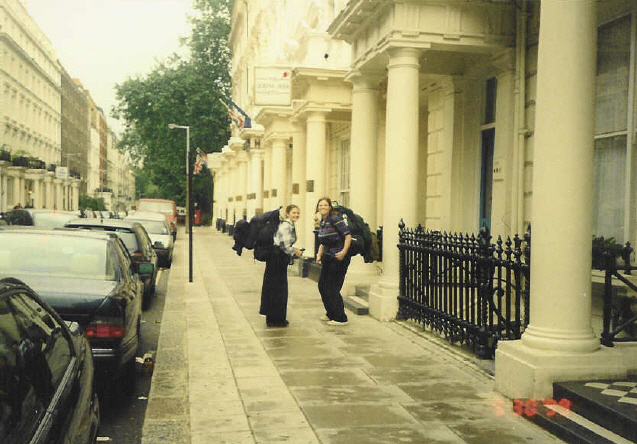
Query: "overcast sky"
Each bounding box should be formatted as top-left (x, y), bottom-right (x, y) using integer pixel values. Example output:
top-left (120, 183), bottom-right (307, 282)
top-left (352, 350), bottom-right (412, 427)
top-left (21, 0), bottom-right (195, 134)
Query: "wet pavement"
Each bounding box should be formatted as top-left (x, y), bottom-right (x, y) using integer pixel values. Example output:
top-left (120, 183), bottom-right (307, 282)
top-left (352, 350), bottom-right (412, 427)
top-left (142, 228), bottom-right (565, 444)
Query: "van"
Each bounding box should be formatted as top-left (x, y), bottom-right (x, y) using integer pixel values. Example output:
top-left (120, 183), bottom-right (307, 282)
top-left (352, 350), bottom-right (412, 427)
top-left (136, 198), bottom-right (177, 239)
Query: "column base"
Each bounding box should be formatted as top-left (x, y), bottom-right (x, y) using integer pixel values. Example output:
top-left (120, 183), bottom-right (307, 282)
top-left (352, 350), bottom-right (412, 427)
top-left (368, 278), bottom-right (399, 321)
top-left (495, 340), bottom-right (629, 399)
top-left (342, 256), bottom-right (380, 296)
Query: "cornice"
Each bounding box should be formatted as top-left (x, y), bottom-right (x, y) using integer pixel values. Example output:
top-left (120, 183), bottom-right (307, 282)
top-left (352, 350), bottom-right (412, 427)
top-left (0, 33), bottom-right (61, 91)
top-left (254, 107), bottom-right (293, 127)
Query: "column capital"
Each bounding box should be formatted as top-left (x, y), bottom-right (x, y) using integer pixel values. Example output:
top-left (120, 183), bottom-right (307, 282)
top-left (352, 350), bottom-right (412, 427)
top-left (249, 148), bottom-right (264, 160)
top-left (345, 70), bottom-right (383, 90)
top-left (236, 150), bottom-right (249, 164)
top-left (386, 47), bottom-right (422, 70)
top-left (306, 110), bottom-right (328, 123)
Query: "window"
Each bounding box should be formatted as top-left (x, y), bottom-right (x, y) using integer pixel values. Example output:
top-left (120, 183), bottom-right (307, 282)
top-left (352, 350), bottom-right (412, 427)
top-left (480, 77), bottom-right (497, 230)
top-left (339, 138), bottom-right (350, 207)
top-left (593, 15), bottom-right (631, 242)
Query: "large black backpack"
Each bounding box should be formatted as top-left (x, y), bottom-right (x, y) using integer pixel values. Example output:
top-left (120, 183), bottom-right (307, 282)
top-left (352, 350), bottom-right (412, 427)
top-left (232, 208), bottom-right (281, 262)
top-left (331, 203), bottom-right (377, 263)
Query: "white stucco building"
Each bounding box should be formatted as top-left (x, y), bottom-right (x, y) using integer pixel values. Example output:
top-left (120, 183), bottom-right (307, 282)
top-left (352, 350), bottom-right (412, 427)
top-left (214, 0), bottom-right (637, 403)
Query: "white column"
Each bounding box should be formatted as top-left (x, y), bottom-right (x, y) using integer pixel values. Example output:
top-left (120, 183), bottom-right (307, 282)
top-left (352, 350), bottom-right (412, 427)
top-left (270, 137), bottom-right (288, 210)
top-left (344, 72), bottom-right (382, 291)
top-left (230, 159), bottom-right (238, 224)
top-left (292, 120), bottom-right (307, 250)
top-left (32, 177), bottom-right (41, 209)
top-left (54, 179), bottom-right (63, 210)
top-left (369, 47), bottom-right (420, 321)
top-left (72, 181), bottom-right (80, 211)
top-left (496, 0), bottom-right (626, 399)
top-left (250, 148), bottom-right (264, 216)
top-left (0, 169), bottom-right (7, 211)
top-left (263, 143), bottom-right (272, 211)
top-left (491, 50), bottom-right (516, 240)
top-left (45, 176), bottom-right (53, 210)
top-left (13, 172), bottom-right (22, 207)
top-left (237, 151), bottom-right (248, 220)
top-left (304, 111), bottom-right (328, 254)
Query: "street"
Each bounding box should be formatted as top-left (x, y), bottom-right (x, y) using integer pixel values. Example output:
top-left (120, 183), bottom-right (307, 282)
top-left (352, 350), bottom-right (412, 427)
top-left (96, 267), bottom-right (169, 443)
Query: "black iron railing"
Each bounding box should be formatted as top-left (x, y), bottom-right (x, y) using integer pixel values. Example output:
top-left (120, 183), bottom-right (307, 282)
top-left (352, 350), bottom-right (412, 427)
top-left (600, 243), bottom-right (637, 347)
top-left (397, 221), bottom-right (531, 359)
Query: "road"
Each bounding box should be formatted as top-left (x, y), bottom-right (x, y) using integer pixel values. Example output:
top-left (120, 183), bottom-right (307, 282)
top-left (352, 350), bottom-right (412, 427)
top-left (95, 266), bottom-right (169, 443)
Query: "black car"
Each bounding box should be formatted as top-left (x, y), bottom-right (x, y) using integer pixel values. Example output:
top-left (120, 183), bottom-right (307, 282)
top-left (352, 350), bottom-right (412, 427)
top-left (0, 227), bottom-right (147, 389)
top-left (0, 277), bottom-right (100, 444)
top-left (64, 218), bottom-right (159, 308)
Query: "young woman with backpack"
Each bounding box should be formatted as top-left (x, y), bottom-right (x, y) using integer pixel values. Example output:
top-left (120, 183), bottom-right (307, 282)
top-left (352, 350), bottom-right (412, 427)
top-left (315, 197), bottom-right (352, 325)
top-left (259, 204), bottom-right (303, 327)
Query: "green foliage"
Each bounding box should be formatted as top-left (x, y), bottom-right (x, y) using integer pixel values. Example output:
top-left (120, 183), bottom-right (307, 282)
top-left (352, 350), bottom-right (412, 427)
top-left (113, 0), bottom-right (232, 209)
top-left (79, 195), bottom-right (106, 211)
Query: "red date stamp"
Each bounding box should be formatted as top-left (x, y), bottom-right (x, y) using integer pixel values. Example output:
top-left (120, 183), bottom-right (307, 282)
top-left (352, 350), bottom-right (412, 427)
top-left (513, 398), bottom-right (572, 417)
top-left (491, 398), bottom-right (572, 418)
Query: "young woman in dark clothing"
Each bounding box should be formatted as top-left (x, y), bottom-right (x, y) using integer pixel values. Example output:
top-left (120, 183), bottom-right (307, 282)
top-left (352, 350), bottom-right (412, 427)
top-left (315, 197), bottom-right (352, 325)
top-left (260, 205), bottom-right (303, 327)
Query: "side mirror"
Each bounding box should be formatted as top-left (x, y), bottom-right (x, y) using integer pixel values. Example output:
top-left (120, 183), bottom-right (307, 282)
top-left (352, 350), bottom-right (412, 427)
top-left (138, 262), bottom-right (154, 277)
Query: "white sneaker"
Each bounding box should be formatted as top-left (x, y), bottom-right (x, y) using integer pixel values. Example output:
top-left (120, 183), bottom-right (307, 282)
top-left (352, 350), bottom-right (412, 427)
top-left (319, 314), bottom-right (330, 321)
top-left (327, 320), bottom-right (348, 326)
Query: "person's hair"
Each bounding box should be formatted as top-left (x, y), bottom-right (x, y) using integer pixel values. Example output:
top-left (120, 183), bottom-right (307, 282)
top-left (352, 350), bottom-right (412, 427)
top-left (315, 197), bottom-right (333, 214)
top-left (285, 204), bottom-right (299, 216)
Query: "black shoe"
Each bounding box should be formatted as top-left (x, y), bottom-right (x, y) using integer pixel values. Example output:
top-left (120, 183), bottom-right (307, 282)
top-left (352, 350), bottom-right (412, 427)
top-left (266, 320), bottom-right (289, 327)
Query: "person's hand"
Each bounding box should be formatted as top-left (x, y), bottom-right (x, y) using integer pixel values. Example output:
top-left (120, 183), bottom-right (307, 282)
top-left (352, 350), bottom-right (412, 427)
top-left (316, 254), bottom-right (322, 264)
top-left (294, 248), bottom-right (302, 257)
top-left (335, 251), bottom-right (346, 261)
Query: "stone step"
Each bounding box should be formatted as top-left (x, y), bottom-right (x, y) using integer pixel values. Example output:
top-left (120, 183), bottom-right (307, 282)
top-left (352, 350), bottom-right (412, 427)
top-left (521, 379), bottom-right (637, 444)
top-left (345, 295), bottom-right (369, 316)
top-left (355, 285), bottom-right (370, 300)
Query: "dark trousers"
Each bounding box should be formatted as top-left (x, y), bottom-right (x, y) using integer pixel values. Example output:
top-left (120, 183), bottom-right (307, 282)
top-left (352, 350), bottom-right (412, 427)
top-left (318, 255), bottom-right (350, 322)
top-left (260, 249), bottom-right (289, 323)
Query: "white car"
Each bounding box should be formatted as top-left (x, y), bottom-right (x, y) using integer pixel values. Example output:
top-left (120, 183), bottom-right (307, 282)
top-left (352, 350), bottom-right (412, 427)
top-left (126, 211), bottom-right (174, 267)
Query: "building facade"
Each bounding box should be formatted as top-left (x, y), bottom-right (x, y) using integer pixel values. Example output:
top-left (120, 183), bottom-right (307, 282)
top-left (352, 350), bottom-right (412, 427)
top-left (0, 0), bottom-right (134, 211)
top-left (215, 0), bottom-right (637, 400)
top-left (61, 67), bottom-right (90, 195)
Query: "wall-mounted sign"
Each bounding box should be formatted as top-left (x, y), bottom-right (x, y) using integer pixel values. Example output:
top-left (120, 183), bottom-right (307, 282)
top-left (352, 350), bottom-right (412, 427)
top-left (254, 67), bottom-right (291, 106)
top-left (56, 166), bottom-right (68, 180)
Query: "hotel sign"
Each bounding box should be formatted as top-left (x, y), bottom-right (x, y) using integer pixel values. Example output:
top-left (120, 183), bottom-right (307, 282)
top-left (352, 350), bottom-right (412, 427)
top-left (254, 67), bottom-right (291, 106)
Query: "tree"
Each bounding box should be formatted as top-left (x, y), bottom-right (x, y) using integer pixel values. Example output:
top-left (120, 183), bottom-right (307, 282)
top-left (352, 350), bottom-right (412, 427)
top-left (113, 0), bottom-right (233, 220)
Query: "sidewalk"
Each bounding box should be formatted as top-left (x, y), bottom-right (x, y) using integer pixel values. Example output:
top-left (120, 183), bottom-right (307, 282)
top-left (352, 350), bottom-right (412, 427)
top-left (142, 227), bottom-right (565, 444)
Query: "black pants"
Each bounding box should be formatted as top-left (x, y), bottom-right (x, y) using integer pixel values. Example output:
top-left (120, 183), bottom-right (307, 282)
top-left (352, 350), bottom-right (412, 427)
top-left (260, 249), bottom-right (289, 324)
top-left (318, 255), bottom-right (350, 322)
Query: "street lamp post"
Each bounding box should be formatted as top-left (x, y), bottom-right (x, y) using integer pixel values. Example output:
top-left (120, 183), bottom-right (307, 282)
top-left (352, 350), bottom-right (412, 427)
top-left (168, 123), bottom-right (193, 282)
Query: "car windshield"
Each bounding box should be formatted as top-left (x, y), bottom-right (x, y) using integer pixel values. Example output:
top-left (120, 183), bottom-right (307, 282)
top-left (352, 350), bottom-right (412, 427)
top-left (130, 220), bottom-right (169, 235)
top-left (31, 212), bottom-right (75, 227)
top-left (0, 233), bottom-right (116, 280)
top-left (137, 201), bottom-right (173, 214)
top-left (67, 225), bottom-right (140, 253)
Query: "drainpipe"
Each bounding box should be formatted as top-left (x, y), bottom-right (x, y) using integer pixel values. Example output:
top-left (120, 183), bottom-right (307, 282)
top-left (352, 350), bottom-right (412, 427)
top-left (513, 0), bottom-right (528, 235)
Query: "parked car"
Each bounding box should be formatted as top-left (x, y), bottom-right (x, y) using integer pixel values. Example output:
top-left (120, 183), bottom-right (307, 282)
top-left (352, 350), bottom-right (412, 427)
top-left (27, 209), bottom-right (77, 227)
top-left (125, 211), bottom-right (174, 268)
top-left (0, 228), bottom-right (147, 395)
top-left (136, 199), bottom-right (177, 240)
top-left (0, 277), bottom-right (100, 444)
top-left (64, 218), bottom-right (158, 308)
